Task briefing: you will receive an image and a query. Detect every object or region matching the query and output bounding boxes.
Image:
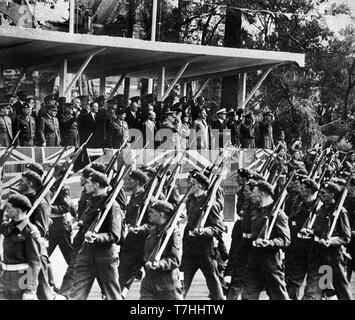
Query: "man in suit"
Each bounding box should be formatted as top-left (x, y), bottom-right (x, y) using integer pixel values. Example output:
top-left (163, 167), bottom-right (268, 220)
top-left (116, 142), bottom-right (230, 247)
top-left (190, 108), bottom-right (210, 151)
top-left (38, 100), bottom-right (61, 147)
top-left (0, 103), bottom-right (13, 147)
top-left (126, 96), bottom-right (141, 130)
top-left (211, 108), bottom-right (230, 150)
top-left (11, 90), bottom-right (27, 120)
top-left (59, 103), bottom-right (80, 147)
top-left (13, 103), bottom-right (36, 146)
top-left (79, 101), bottom-right (101, 147)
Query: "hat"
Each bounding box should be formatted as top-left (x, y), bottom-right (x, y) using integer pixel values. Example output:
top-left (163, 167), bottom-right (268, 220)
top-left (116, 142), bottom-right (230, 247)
top-left (263, 111), bottom-right (273, 117)
top-left (256, 181), bottom-right (274, 197)
top-left (130, 96), bottom-right (141, 103)
top-left (46, 100), bottom-right (58, 111)
top-left (90, 162), bottom-right (107, 174)
top-left (89, 172), bottom-right (109, 188)
top-left (237, 168), bottom-right (253, 179)
top-left (322, 182), bottom-right (342, 196)
top-left (26, 163), bottom-right (44, 177)
top-left (301, 178), bottom-right (319, 193)
top-left (82, 167), bottom-right (94, 179)
top-left (64, 103), bottom-right (74, 109)
top-left (117, 107), bottom-right (126, 115)
top-left (228, 109), bottom-right (235, 115)
top-left (190, 170), bottom-right (209, 190)
top-left (22, 171), bottom-right (43, 190)
top-left (216, 108), bottom-right (227, 115)
top-left (150, 200), bottom-right (175, 216)
top-left (7, 194), bottom-right (32, 212)
top-left (171, 102), bottom-right (182, 112)
top-left (130, 169), bottom-right (149, 185)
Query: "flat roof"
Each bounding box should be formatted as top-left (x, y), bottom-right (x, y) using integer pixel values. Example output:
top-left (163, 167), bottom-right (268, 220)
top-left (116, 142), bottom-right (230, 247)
top-left (0, 26), bottom-right (305, 80)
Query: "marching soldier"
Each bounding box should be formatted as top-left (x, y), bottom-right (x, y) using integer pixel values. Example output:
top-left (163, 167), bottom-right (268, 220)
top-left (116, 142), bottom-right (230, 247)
top-left (302, 182), bottom-right (352, 300)
top-left (140, 200), bottom-right (184, 300)
top-left (69, 172), bottom-right (122, 300)
top-left (286, 178), bottom-right (318, 299)
top-left (13, 103), bottom-right (36, 146)
top-left (119, 169), bottom-right (151, 296)
top-left (181, 170), bottom-right (225, 300)
top-left (241, 181), bottom-right (290, 300)
top-left (0, 194), bottom-right (44, 300)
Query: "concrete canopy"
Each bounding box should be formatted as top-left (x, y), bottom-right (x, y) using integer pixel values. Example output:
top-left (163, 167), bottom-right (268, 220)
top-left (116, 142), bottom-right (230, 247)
top-left (0, 26), bottom-right (305, 81)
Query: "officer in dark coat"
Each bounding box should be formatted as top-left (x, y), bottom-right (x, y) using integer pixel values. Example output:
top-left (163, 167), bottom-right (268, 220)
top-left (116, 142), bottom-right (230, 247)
top-left (13, 103), bottom-right (36, 146)
top-left (140, 200), bottom-right (184, 300)
top-left (78, 101), bottom-right (102, 148)
top-left (241, 181), bottom-right (290, 300)
top-left (302, 182), bottom-right (352, 300)
top-left (0, 194), bottom-right (44, 300)
top-left (126, 96), bottom-right (142, 130)
top-left (211, 108), bottom-right (230, 149)
top-left (59, 103), bottom-right (80, 147)
top-left (119, 169), bottom-right (151, 297)
top-left (240, 112), bottom-right (256, 148)
top-left (226, 109), bottom-right (242, 147)
top-left (181, 170), bottom-right (225, 300)
top-left (69, 172), bottom-right (122, 300)
top-left (107, 107), bottom-right (129, 149)
top-left (38, 100), bottom-right (61, 147)
top-left (0, 103), bottom-right (13, 147)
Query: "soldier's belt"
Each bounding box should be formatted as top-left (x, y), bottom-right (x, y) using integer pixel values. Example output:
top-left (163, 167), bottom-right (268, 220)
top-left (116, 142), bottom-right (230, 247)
top-left (242, 233), bottom-right (252, 239)
top-left (0, 262), bottom-right (28, 271)
top-left (50, 214), bottom-right (65, 218)
top-left (297, 233), bottom-right (312, 240)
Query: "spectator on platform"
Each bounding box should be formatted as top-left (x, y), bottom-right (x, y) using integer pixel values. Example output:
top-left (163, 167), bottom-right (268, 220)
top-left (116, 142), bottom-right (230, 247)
top-left (142, 110), bottom-right (156, 149)
top-left (12, 90), bottom-right (27, 119)
top-left (0, 103), bottom-right (13, 147)
top-left (190, 108), bottom-right (210, 151)
top-left (126, 96), bottom-right (142, 130)
top-left (79, 101), bottom-right (102, 148)
top-left (240, 112), bottom-right (255, 148)
top-left (258, 111), bottom-right (275, 150)
top-left (13, 103), bottom-right (36, 146)
top-left (107, 106), bottom-right (129, 149)
top-left (38, 100), bottom-right (61, 147)
top-left (211, 108), bottom-right (229, 150)
top-left (59, 103), bottom-right (80, 147)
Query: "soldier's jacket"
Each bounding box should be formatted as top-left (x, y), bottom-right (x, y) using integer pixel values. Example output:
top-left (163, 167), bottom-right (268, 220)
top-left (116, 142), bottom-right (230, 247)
top-left (289, 197), bottom-right (316, 236)
top-left (78, 193), bottom-right (122, 251)
top-left (313, 204), bottom-right (351, 246)
top-left (38, 114), bottom-right (61, 146)
top-left (344, 196), bottom-right (355, 231)
top-left (160, 185), bottom-right (180, 208)
top-left (59, 112), bottom-right (79, 147)
top-left (250, 203), bottom-right (290, 249)
top-left (183, 192), bottom-right (225, 255)
top-left (77, 190), bottom-right (92, 220)
top-left (120, 190), bottom-right (151, 254)
top-left (284, 192), bottom-right (301, 217)
top-left (107, 116), bottom-right (129, 149)
top-left (13, 114), bottom-right (36, 146)
top-left (0, 218), bottom-right (44, 293)
top-left (25, 192), bottom-right (51, 239)
top-left (0, 114), bottom-right (13, 147)
top-left (51, 187), bottom-right (77, 226)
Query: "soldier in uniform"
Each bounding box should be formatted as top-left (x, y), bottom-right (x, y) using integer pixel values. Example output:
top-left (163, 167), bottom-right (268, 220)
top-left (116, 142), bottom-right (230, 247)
top-left (286, 178), bottom-right (318, 299)
top-left (17, 171), bottom-right (53, 300)
top-left (59, 103), bottom-right (80, 147)
top-left (140, 200), bottom-right (184, 300)
top-left (38, 100), bottom-right (61, 147)
top-left (226, 109), bottom-right (242, 147)
top-left (119, 169), bottom-right (150, 296)
top-left (13, 103), bottom-right (36, 146)
top-left (181, 170), bottom-right (225, 300)
top-left (107, 107), bottom-right (129, 149)
top-left (241, 181), bottom-right (290, 300)
top-left (302, 182), bottom-right (352, 300)
top-left (0, 194), bottom-right (44, 300)
top-left (211, 108), bottom-right (229, 150)
top-left (0, 103), bottom-right (13, 147)
top-left (69, 172), bottom-right (122, 300)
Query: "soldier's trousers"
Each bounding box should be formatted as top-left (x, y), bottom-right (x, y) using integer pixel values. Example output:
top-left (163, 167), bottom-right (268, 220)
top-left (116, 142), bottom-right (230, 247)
top-left (286, 238), bottom-right (313, 300)
top-left (241, 248), bottom-right (289, 300)
top-left (48, 217), bottom-right (73, 265)
top-left (303, 243), bottom-right (352, 300)
top-left (37, 251), bottom-right (53, 300)
top-left (0, 270), bottom-right (30, 300)
top-left (227, 239), bottom-right (251, 300)
top-left (346, 237), bottom-right (355, 281)
top-left (118, 250), bottom-right (144, 295)
top-left (69, 247), bottom-right (121, 300)
top-left (140, 268), bottom-right (184, 300)
top-left (181, 252), bottom-right (225, 300)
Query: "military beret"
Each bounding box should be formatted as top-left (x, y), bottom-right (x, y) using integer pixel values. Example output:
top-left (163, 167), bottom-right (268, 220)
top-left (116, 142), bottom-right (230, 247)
top-left (130, 169), bottom-right (149, 185)
top-left (82, 167), bottom-right (94, 179)
top-left (46, 100), bottom-right (58, 111)
top-left (26, 163), bottom-right (44, 177)
top-left (90, 162), bottom-right (107, 174)
top-left (22, 171), bottom-right (43, 190)
top-left (150, 200), bottom-right (175, 216)
top-left (7, 194), bottom-right (32, 212)
top-left (237, 168), bottom-right (253, 179)
top-left (301, 178), bottom-right (319, 193)
top-left (89, 171), bottom-right (109, 188)
top-left (322, 182), bottom-right (342, 196)
top-left (171, 102), bottom-right (182, 112)
top-left (256, 181), bottom-right (274, 197)
top-left (190, 170), bottom-right (209, 190)
top-left (296, 168), bottom-right (308, 176)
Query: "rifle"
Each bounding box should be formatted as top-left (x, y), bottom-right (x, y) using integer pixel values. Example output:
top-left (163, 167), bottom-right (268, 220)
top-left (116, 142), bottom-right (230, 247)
top-left (42, 146), bottom-right (71, 185)
top-left (308, 148), bottom-right (325, 179)
top-left (150, 185), bottom-right (194, 266)
top-left (259, 144), bottom-right (283, 178)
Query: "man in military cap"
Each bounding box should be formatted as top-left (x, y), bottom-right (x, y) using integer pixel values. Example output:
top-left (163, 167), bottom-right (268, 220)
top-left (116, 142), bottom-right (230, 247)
top-left (240, 112), bottom-right (255, 148)
top-left (241, 180), bottom-right (290, 300)
top-left (26, 163), bottom-right (44, 177)
top-left (302, 182), bottom-right (352, 300)
top-left (0, 103), bottom-right (13, 147)
top-left (69, 171), bottom-right (122, 300)
top-left (140, 200), bottom-right (183, 300)
top-left (286, 177), bottom-right (318, 299)
top-left (0, 194), bottom-right (44, 300)
top-left (12, 91), bottom-right (27, 119)
top-left (18, 170), bottom-right (53, 300)
top-left (107, 106), bottom-right (129, 149)
top-left (211, 108), bottom-right (230, 150)
top-left (119, 169), bottom-right (151, 297)
top-left (38, 100), bottom-right (61, 147)
top-left (181, 170), bottom-right (225, 300)
top-left (59, 102), bottom-right (80, 147)
top-left (126, 96), bottom-right (142, 130)
top-left (13, 103), bottom-right (36, 146)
